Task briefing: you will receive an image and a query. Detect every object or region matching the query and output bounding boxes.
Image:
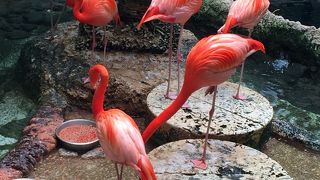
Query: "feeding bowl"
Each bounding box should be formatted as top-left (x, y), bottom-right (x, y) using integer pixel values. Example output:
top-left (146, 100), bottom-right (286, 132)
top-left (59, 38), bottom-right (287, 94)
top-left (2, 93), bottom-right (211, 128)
top-left (55, 119), bottom-right (99, 152)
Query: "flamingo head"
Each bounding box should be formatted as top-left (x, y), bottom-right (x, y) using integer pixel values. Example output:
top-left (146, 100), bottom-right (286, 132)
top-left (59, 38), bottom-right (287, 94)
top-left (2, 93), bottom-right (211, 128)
top-left (87, 64), bottom-right (109, 89)
top-left (247, 39), bottom-right (266, 54)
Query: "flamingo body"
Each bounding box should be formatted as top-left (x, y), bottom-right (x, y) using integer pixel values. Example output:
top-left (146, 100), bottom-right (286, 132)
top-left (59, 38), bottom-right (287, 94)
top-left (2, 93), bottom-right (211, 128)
top-left (218, 0), bottom-right (270, 33)
top-left (66, 0), bottom-right (74, 7)
top-left (138, 0), bottom-right (203, 28)
top-left (142, 33), bottom-right (265, 143)
top-left (73, 0), bottom-right (119, 27)
top-left (89, 65), bottom-right (156, 180)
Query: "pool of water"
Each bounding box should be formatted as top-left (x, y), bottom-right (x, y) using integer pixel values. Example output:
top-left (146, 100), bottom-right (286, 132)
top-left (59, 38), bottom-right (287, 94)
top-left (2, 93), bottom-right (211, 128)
top-left (230, 53), bottom-right (320, 139)
top-left (0, 38), bottom-right (36, 159)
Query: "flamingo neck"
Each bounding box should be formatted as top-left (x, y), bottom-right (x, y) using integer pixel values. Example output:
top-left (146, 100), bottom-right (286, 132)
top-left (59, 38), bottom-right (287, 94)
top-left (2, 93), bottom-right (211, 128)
top-left (73, 0), bottom-right (88, 23)
top-left (142, 84), bottom-right (194, 143)
top-left (92, 74), bottom-right (109, 118)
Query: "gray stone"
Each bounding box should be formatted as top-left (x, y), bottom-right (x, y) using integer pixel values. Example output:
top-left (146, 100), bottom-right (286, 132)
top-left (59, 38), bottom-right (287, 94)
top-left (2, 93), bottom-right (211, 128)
top-left (148, 139), bottom-right (292, 179)
top-left (81, 147), bottom-right (106, 159)
top-left (147, 81), bottom-right (273, 146)
top-left (58, 148), bottom-right (78, 157)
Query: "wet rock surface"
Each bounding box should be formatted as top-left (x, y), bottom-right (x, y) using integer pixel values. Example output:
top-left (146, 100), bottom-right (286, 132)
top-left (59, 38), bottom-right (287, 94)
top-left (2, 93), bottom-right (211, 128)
top-left (147, 81), bottom-right (273, 147)
top-left (272, 119), bottom-right (320, 151)
top-left (148, 139), bottom-right (291, 179)
top-left (0, 0), bottom-right (72, 39)
top-left (0, 106), bottom-right (64, 178)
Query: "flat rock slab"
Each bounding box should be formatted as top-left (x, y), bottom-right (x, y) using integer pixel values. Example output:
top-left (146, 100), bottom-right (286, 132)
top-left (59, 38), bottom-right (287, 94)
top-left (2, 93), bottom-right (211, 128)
top-left (147, 81), bottom-right (273, 146)
top-left (149, 139), bottom-right (291, 179)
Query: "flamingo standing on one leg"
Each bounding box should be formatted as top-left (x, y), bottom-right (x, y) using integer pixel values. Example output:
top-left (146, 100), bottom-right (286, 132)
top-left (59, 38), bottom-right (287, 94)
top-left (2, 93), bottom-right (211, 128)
top-left (137, 0), bottom-right (203, 100)
top-left (218, 0), bottom-right (269, 100)
top-left (87, 64), bottom-right (156, 180)
top-left (71, 0), bottom-right (120, 60)
top-left (142, 34), bottom-right (265, 170)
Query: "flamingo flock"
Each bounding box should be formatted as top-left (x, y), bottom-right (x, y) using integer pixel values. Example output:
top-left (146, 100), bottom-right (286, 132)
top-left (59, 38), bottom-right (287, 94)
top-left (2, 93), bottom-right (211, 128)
top-left (63, 0), bottom-right (269, 179)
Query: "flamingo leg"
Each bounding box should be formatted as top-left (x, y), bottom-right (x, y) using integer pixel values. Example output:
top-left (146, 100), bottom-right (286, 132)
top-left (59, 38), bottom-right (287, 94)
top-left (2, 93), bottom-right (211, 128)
top-left (49, 0), bottom-right (54, 40)
top-left (233, 29), bottom-right (253, 100)
top-left (103, 26), bottom-right (107, 61)
top-left (192, 86), bottom-right (217, 170)
top-left (114, 163), bottom-right (122, 180)
top-left (92, 26), bottom-right (96, 60)
top-left (164, 24), bottom-right (176, 100)
top-left (176, 24), bottom-right (184, 94)
top-left (53, 1), bottom-right (67, 31)
top-left (119, 164), bottom-right (123, 180)
top-left (176, 25), bottom-right (191, 108)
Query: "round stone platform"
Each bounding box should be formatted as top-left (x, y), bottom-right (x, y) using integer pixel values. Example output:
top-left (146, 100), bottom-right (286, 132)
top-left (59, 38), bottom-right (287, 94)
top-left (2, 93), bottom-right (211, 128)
top-left (147, 81), bottom-right (273, 146)
top-left (148, 139), bottom-right (291, 179)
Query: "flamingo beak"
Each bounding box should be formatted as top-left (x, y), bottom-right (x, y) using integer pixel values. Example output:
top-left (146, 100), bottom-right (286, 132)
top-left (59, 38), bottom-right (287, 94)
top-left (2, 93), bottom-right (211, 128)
top-left (82, 77), bottom-right (90, 84)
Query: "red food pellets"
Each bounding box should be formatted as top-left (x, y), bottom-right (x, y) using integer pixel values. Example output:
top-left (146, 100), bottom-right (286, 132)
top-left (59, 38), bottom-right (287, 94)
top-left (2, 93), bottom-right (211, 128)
top-left (59, 124), bottom-right (98, 143)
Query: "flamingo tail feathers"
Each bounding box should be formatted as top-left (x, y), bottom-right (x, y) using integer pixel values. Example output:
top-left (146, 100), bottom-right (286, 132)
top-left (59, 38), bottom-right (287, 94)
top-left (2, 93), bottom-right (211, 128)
top-left (218, 16), bottom-right (237, 34)
top-left (137, 6), bottom-right (160, 29)
top-left (114, 12), bottom-right (122, 26)
top-left (137, 155), bottom-right (156, 180)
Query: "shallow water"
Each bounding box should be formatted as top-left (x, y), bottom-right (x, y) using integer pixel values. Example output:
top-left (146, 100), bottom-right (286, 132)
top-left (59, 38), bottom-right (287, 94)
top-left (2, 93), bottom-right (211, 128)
top-left (0, 81), bottom-right (36, 159)
top-left (0, 38), bottom-right (36, 159)
top-left (231, 53), bottom-right (320, 140)
top-left (262, 138), bottom-right (320, 180)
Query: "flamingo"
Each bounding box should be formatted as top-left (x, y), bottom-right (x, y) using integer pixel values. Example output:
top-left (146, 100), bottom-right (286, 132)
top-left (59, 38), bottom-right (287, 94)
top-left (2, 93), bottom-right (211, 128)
top-left (87, 64), bottom-right (156, 180)
top-left (137, 0), bottom-right (203, 100)
top-left (72, 0), bottom-right (120, 60)
top-left (218, 0), bottom-right (269, 100)
top-left (142, 34), bottom-right (265, 170)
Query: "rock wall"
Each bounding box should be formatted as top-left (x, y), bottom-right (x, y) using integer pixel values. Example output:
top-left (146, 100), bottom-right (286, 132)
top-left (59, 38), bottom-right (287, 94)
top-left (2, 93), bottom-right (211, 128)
top-left (0, 0), bottom-right (72, 39)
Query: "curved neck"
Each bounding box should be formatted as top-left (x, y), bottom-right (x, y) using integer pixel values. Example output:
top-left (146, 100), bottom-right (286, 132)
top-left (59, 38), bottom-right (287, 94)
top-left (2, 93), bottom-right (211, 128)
top-left (142, 84), bottom-right (194, 143)
top-left (92, 72), bottom-right (109, 118)
top-left (73, 0), bottom-right (88, 23)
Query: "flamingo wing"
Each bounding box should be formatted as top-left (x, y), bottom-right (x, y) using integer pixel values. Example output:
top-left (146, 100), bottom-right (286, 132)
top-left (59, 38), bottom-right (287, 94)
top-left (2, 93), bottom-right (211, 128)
top-left (78, 0), bottom-right (118, 26)
top-left (96, 109), bottom-right (146, 166)
top-left (186, 34), bottom-right (250, 73)
top-left (227, 0), bottom-right (269, 29)
top-left (138, 0), bottom-right (202, 27)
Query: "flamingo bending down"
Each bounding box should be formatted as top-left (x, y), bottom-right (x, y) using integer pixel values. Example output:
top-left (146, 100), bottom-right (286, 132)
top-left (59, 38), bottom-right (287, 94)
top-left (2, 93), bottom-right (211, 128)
top-left (218, 0), bottom-right (269, 100)
top-left (142, 34), bottom-right (265, 170)
top-left (137, 0), bottom-right (203, 100)
top-left (87, 64), bottom-right (156, 180)
top-left (72, 0), bottom-right (120, 60)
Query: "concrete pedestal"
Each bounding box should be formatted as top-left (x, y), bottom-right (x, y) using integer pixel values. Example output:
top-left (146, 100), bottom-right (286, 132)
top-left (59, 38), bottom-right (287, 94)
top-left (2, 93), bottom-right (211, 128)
top-left (148, 139), bottom-right (291, 179)
top-left (147, 81), bottom-right (273, 146)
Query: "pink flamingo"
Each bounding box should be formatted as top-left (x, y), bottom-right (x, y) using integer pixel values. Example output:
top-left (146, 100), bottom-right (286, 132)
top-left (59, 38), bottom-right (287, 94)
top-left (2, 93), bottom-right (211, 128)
top-left (71, 0), bottom-right (120, 60)
top-left (142, 34), bottom-right (265, 170)
top-left (218, 0), bottom-right (269, 100)
top-left (137, 0), bottom-right (203, 100)
top-left (87, 64), bottom-right (156, 180)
